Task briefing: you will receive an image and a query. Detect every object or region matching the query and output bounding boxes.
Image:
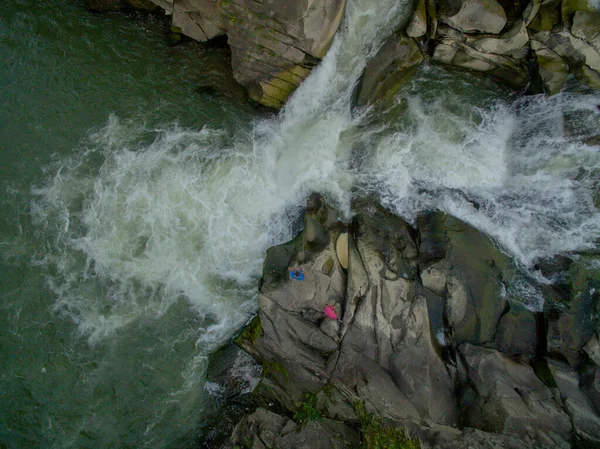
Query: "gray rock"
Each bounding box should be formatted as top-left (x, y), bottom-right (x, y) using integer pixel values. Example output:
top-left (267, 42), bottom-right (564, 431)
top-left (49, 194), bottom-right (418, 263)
top-left (534, 30), bottom-right (600, 73)
top-left (421, 259), bottom-right (450, 296)
top-left (584, 332), bottom-right (600, 366)
top-left (439, 0), bottom-right (508, 34)
top-left (469, 20), bottom-right (529, 56)
top-left (169, 0), bottom-right (347, 108)
top-left (582, 364), bottom-right (600, 417)
top-left (356, 33), bottom-right (423, 107)
top-left (459, 344), bottom-right (572, 445)
top-left (432, 40), bottom-right (529, 87)
top-left (522, 0), bottom-right (542, 26)
top-left (172, 0), bottom-right (225, 42)
top-left (571, 11), bottom-right (600, 44)
top-left (531, 39), bottom-right (570, 95)
top-left (330, 207), bottom-right (457, 426)
top-left (224, 408), bottom-right (361, 449)
top-left (548, 360), bottom-right (600, 447)
top-left (419, 423), bottom-right (568, 448)
top-left (149, 0), bottom-right (173, 14)
top-left (528, 0), bottom-right (562, 33)
top-left (407, 0), bottom-right (428, 38)
top-left (492, 302), bottom-right (539, 358)
top-left (547, 257), bottom-right (600, 368)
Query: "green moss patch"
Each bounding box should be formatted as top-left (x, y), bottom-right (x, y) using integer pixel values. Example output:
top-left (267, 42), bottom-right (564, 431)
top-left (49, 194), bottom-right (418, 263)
top-left (355, 402), bottom-right (421, 449)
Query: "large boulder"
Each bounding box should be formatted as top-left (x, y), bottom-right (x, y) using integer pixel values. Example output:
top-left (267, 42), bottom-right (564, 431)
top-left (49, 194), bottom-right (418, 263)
top-left (468, 20), bottom-right (529, 56)
top-left (438, 0), bottom-right (508, 34)
top-left (407, 0), bottom-right (428, 38)
top-left (224, 408), bottom-right (361, 449)
top-left (330, 205), bottom-right (458, 426)
top-left (531, 39), bottom-right (570, 94)
top-left (432, 39), bottom-right (529, 87)
top-left (459, 344), bottom-right (572, 446)
top-left (356, 33), bottom-right (423, 107)
top-left (547, 257), bottom-right (600, 368)
top-left (548, 360), bottom-right (600, 447)
top-left (416, 212), bottom-right (540, 353)
top-left (532, 30), bottom-right (600, 90)
top-left (169, 0), bottom-right (347, 108)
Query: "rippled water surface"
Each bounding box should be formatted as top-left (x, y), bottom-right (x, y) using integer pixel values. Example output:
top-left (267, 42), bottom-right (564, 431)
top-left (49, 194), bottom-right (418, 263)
top-left (1, 0), bottom-right (600, 448)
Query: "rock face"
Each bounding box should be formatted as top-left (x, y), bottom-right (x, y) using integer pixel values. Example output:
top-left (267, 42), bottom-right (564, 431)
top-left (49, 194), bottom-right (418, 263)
top-left (439, 0), bottom-right (508, 34)
top-left (219, 196), bottom-right (600, 448)
top-left (224, 408), bottom-right (361, 449)
top-left (355, 32), bottom-right (423, 107)
top-left (165, 0), bottom-right (346, 108)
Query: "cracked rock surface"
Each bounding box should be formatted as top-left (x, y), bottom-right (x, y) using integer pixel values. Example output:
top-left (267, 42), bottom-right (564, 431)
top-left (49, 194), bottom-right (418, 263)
top-left (223, 194), bottom-right (600, 449)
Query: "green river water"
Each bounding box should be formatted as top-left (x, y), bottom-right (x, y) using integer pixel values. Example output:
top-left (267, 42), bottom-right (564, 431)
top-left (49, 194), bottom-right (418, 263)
top-left (0, 2), bottom-right (260, 448)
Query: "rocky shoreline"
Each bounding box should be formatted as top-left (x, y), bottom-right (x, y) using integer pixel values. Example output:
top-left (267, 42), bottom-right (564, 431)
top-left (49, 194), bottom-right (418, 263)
top-left (202, 194), bottom-right (600, 449)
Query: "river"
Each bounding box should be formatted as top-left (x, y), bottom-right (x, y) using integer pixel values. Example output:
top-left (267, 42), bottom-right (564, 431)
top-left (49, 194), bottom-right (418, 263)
top-left (1, 0), bottom-right (600, 448)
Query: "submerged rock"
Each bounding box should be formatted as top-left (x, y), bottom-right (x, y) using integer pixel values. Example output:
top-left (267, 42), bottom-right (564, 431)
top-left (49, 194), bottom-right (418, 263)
top-left (166, 0), bottom-right (347, 108)
top-left (458, 344), bottom-right (572, 446)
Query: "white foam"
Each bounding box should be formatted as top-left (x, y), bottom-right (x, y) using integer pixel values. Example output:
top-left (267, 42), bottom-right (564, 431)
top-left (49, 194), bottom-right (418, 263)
top-left (365, 80), bottom-right (600, 270)
top-left (32, 0), bottom-right (416, 345)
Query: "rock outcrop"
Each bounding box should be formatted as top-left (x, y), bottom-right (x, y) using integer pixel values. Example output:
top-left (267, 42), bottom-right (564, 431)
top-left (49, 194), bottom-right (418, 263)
top-left (211, 195), bottom-right (600, 448)
top-left (164, 0), bottom-right (346, 108)
top-left (356, 0), bottom-right (600, 106)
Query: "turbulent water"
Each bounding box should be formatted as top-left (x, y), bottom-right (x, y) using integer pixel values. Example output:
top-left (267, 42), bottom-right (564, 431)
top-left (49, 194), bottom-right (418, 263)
top-left (1, 0), bottom-right (600, 447)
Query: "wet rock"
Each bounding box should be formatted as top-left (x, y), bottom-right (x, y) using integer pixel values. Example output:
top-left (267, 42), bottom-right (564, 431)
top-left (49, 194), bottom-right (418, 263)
top-left (86, 0), bottom-right (161, 12)
top-left (261, 233), bottom-right (302, 288)
top-left (528, 0), bottom-right (562, 32)
top-left (531, 39), bottom-right (570, 95)
top-left (459, 344), bottom-right (572, 445)
top-left (224, 408), bottom-right (361, 449)
top-left (581, 363), bottom-right (600, 416)
top-left (165, 0), bottom-right (348, 108)
top-left (547, 257), bottom-right (600, 368)
top-left (438, 0), bottom-right (508, 34)
top-left (432, 40), bottom-right (529, 87)
top-left (533, 30), bottom-right (600, 90)
top-left (492, 302), bottom-right (539, 358)
top-left (207, 344), bottom-right (262, 399)
top-left (407, 0), bottom-right (428, 38)
top-left (355, 33), bottom-right (423, 107)
top-left (417, 213), bottom-right (516, 347)
top-left (571, 11), bottom-right (600, 45)
top-left (561, 0), bottom-right (595, 28)
top-left (575, 64), bottom-right (600, 89)
top-left (548, 359), bottom-right (600, 447)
